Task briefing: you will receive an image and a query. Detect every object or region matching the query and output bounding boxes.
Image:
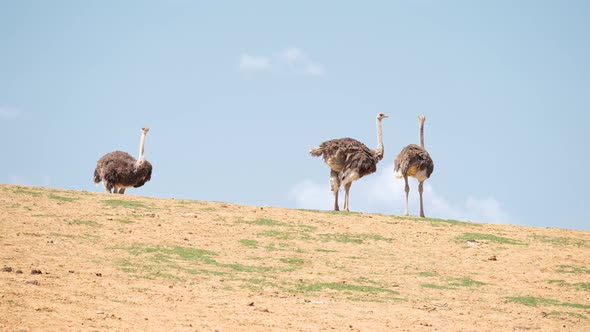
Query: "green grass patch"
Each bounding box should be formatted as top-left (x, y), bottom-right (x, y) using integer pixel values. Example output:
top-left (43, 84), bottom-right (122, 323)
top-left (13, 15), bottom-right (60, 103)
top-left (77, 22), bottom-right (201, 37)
top-left (237, 218), bottom-right (317, 233)
top-left (240, 239), bottom-right (258, 248)
top-left (317, 233), bottom-right (392, 244)
top-left (546, 311), bottom-right (588, 320)
top-left (48, 194), bottom-right (78, 202)
top-left (116, 219), bottom-right (134, 224)
top-left (530, 235), bottom-right (588, 247)
top-left (354, 277), bottom-right (380, 285)
top-left (508, 296), bottom-right (590, 309)
top-left (394, 215), bottom-right (481, 227)
top-left (419, 272), bottom-right (485, 290)
top-left (223, 263), bottom-right (274, 273)
top-left (104, 199), bottom-right (147, 209)
top-left (13, 189), bottom-right (42, 197)
top-left (238, 218), bottom-right (287, 227)
top-left (421, 283), bottom-right (455, 290)
top-left (555, 265), bottom-right (590, 275)
top-left (258, 230), bottom-right (305, 241)
top-left (454, 233), bottom-right (525, 245)
top-left (548, 280), bottom-right (590, 291)
top-left (67, 219), bottom-right (100, 227)
top-left (185, 268), bottom-right (226, 276)
top-left (297, 282), bottom-right (399, 295)
top-left (115, 243), bottom-right (301, 278)
top-left (280, 257), bottom-right (307, 269)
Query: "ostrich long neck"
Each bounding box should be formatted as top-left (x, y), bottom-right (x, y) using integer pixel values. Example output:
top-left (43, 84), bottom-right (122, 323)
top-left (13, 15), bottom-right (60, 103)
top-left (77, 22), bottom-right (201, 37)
top-left (138, 131), bottom-right (147, 161)
top-left (419, 120), bottom-right (425, 148)
top-left (375, 118), bottom-right (384, 158)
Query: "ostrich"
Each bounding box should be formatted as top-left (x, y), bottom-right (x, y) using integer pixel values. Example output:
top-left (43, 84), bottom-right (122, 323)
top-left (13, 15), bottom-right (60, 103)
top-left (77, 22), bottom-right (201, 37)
top-left (394, 115), bottom-right (434, 217)
top-left (310, 113), bottom-right (389, 212)
top-left (94, 127), bottom-right (153, 194)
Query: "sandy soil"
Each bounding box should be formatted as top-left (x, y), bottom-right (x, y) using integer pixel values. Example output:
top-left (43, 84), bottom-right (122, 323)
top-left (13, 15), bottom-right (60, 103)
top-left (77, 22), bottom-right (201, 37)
top-left (1, 184), bottom-right (589, 331)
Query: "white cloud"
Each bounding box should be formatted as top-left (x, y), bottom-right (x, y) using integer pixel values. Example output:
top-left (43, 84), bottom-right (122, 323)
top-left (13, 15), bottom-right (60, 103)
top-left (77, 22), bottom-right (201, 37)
top-left (278, 47), bottom-right (325, 76)
top-left (239, 54), bottom-right (271, 72)
top-left (238, 47), bottom-right (324, 76)
top-left (0, 106), bottom-right (21, 119)
top-left (289, 165), bottom-right (514, 225)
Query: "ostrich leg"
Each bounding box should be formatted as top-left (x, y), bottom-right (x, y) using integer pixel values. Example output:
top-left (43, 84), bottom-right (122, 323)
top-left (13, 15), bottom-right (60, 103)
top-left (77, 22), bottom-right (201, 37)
top-left (118, 188), bottom-right (126, 194)
top-left (330, 170), bottom-right (340, 211)
top-left (418, 181), bottom-right (425, 218)
top-left (403, 176), bottom-right (410, 216)
top-left (343, 182), bottom-right (352, 212)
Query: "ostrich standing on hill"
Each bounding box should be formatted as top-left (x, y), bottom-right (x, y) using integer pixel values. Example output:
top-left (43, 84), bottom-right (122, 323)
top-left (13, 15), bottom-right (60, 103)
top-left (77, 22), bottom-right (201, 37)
top-left (394, 115), bottom-right (434, 217)
top-left (310, 113), bottom-right (389, 212)
top-left (94, 127), bottom-right (153, 194)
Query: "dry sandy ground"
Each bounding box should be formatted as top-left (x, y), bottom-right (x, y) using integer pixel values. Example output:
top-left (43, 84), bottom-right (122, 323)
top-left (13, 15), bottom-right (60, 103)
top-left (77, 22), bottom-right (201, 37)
top-left (0, 184), bottom-right (589, 331)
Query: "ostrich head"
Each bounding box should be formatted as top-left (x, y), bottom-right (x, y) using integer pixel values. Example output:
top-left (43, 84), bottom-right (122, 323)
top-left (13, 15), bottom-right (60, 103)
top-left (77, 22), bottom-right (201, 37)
top-left (377, 113), bottom-right (389, 121)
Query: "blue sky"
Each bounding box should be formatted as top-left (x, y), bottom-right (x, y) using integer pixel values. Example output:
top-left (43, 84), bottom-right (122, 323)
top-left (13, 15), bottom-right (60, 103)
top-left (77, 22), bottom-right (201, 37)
top-left (1, 1), bottom-right (589, 230)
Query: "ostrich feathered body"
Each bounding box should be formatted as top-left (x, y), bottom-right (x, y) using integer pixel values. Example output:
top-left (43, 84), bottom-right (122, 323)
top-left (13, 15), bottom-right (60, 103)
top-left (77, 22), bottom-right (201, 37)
top-left (310, 138), bottom-right (381, 180)
top-left (394, 144), bottom-right (434, 181)
top-left (94, 151), bottom-right (152, 191)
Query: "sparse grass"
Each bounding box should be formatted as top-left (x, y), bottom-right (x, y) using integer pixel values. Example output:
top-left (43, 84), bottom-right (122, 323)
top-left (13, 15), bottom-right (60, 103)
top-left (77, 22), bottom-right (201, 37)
top-left (237, 218), bottom-right (317, 232)
top-left (419, 272), bottom-right (486, 290)
top-left (116, 219), bottom-right (135, 224)
top-left (199, 207), bottom-right (216, 212)
top-left (317, 233), bottom-right (392, 244)
top-left (555, 265), bottom-right (590, 275)
top-left (114, 243), bottom-right (305, 279)
top-left (548, 280), bottom-right (590, 291)
top-left (67, 219), bottom-right (100, 227)
top-left (280, 257), bottom-right (307, 268)
top-left (394, 215), bottom-right (481, 227)
top-left (546, 311), bottom-right (588, 320)
top-left (354, 277), bottom-right (381, 285)
top-left (454, 233), bottom-right (525, 245)
top-left (507, 296), bottom-right (590, 309)
top-left (239, 239), bottom-right (258, 248)
top-left (13, 189), bottom-right (42, 197)
top-left (297, 282), bottom-right (399, 295)
top-left (530, 235), bottom-right (589, 247)
top-left (48, 194), bottom-right (78, 202)
top-left (104, 199), bottom-right (147, 209)
top-left (421, 283), bottom-right (454, 290)
top-left (237, 218), bottom-right (288, 227)
top-left (315, 249), bottom-right (338, 253)
top-left (419, 271), bottom-right (438, 277)
top-left (258, 230), bottom-right (299, 240)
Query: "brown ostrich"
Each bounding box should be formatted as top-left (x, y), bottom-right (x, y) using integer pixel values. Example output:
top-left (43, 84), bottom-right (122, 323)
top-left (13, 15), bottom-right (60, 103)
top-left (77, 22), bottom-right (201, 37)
top-left (394, 115), bottom-right (434, 217)
top-left (94, 127), bottom-right (152, 194)
top-left (310, 113), bottom-right (389, 211)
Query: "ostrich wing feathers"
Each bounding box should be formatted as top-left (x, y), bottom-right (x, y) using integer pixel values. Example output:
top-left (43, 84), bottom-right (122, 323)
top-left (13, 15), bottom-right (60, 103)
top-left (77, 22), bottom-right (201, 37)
top-left (394, 144), bottom-right (434, 179)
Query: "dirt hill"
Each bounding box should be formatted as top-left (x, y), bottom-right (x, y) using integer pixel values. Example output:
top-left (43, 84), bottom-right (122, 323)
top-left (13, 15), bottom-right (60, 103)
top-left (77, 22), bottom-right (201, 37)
top-left (1, 184), bottom-right (589, 331)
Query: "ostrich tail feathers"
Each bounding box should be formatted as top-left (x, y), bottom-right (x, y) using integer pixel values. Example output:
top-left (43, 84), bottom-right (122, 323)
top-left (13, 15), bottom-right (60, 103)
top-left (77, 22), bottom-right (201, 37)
top-left (394, 168), bottom-right (404, 179)
top-left (93, 169), bottom-right (101, 184)
top-left (309, 147), bottom-right (323, 157)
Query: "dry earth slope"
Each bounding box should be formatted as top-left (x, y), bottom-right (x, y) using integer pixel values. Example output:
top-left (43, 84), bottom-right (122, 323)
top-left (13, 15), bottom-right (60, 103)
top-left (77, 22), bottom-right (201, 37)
top-left (1, 184), bottom-right (589, 331)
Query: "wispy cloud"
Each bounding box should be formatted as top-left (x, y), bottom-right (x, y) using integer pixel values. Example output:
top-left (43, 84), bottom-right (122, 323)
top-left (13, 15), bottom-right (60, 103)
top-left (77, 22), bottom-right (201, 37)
top-left (0, 106), bottom-right (22, 119)
top-left (289, 165), bottom-right (514, 224)
top-left (238, 47), bottom-right (324, 76)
